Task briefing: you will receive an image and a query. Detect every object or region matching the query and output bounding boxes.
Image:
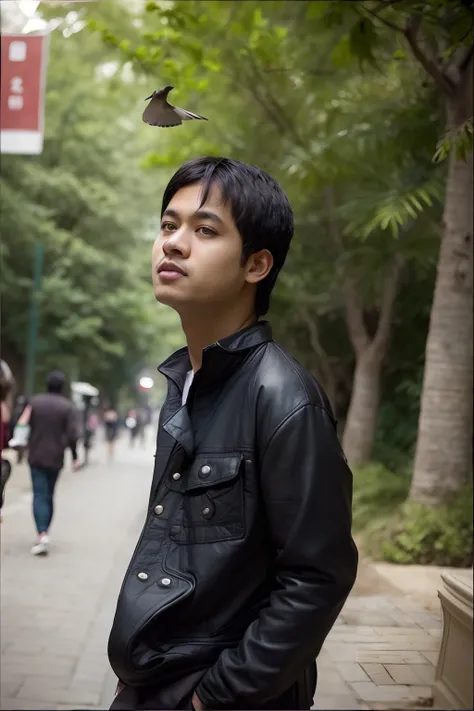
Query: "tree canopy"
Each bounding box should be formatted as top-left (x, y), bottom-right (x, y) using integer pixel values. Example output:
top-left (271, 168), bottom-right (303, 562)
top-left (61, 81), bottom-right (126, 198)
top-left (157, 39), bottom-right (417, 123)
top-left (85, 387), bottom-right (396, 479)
top-left (2, 0), bottom-right (471, 522)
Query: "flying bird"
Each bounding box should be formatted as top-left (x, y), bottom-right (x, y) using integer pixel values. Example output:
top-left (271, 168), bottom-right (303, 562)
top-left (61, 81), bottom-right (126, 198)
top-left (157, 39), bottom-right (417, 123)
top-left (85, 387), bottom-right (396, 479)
top-left (142, 86), bottom-right (208, 127)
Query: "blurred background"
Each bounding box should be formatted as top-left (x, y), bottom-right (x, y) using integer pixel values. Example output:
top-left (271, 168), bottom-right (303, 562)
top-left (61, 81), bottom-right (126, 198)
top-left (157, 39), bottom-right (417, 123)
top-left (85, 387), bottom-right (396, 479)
top-left (1, 0), bottom-right (472, 569)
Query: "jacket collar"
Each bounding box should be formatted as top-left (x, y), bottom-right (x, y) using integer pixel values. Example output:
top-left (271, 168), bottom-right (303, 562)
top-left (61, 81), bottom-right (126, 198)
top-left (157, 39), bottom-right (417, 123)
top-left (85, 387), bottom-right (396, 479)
top-left (158, 320), bottom-right (273, 391)
top-left (158, 321), bottom-right (272, 458)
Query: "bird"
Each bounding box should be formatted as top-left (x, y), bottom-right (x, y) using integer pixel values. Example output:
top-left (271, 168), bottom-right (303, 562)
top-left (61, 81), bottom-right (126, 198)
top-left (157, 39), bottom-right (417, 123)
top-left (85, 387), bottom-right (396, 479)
top-left (142, 86), bottom-right (208, 127)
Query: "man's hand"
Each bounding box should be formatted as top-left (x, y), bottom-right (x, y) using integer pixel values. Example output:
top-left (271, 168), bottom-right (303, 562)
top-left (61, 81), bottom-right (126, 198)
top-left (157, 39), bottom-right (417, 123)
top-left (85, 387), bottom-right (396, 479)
top-left (192, 691), bottom-right (205, 711)
top-left (72, 459), bottom-right (80, 472)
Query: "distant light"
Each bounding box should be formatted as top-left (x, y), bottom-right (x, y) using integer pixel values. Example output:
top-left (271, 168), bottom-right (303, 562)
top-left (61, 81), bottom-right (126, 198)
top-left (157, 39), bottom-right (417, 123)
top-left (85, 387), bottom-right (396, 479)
top-left (139, 376), bottom-right (154, 390)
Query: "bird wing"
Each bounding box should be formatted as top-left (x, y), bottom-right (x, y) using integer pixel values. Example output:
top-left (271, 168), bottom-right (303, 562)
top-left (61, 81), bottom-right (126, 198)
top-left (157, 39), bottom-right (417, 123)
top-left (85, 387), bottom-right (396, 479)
top-left (173, 106), bottom-right (208, 121)
top-left (142, 95), bottom-right (182, 127)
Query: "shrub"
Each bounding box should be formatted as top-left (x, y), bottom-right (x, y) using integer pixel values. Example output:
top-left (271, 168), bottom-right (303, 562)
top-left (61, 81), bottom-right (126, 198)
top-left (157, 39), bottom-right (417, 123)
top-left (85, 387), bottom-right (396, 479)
top-left (352, 462), bottom-right (473, 567)
top-left (362, 486), bottom-right (473, 567)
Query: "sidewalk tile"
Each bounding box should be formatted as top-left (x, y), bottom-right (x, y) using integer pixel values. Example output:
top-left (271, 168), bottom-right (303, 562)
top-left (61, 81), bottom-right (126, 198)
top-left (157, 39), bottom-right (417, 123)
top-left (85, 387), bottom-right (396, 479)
top-left (360, 663), bottom-right (395, 685)
top-left (384, 664), bottom-right (427, 685)
top-left (336, 663), bottom-right (371, 683)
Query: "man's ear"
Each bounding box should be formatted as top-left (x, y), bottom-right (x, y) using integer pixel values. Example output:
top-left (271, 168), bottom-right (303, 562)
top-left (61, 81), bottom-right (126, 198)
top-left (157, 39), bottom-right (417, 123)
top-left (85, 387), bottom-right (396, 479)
top-left (245, 249), bottom-right (273, 284)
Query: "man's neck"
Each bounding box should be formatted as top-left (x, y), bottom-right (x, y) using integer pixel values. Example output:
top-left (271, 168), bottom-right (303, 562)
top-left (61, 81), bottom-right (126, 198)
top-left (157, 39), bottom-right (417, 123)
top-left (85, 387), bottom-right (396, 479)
top-left (181, 310), bottom-right (257, 372)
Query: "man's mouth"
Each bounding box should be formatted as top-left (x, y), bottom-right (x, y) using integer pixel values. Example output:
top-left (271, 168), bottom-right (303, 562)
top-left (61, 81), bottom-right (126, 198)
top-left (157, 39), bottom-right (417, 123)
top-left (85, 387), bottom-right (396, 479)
top-left (157, 261), bottom-right (187, 280)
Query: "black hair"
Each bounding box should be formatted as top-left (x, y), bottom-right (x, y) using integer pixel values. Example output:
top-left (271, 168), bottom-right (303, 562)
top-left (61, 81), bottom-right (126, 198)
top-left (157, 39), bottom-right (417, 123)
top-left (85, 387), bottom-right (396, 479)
top-left (161, 156), bottom-right (294, 317)
top-left (46, 370), bottom-right (66, 394)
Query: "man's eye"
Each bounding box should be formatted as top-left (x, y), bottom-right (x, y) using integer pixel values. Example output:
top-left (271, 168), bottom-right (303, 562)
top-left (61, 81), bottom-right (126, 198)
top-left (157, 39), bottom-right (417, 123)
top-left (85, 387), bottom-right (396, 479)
top-left (161, 222), bottom-right (176, 232)
top-left (198, 226), bottom-right (216, 236)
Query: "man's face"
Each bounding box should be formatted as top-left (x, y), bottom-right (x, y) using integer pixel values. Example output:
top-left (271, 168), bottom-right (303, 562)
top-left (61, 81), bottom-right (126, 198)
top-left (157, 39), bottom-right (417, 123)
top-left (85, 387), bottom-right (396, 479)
top-left (152, 182), bottom-right (272, 313)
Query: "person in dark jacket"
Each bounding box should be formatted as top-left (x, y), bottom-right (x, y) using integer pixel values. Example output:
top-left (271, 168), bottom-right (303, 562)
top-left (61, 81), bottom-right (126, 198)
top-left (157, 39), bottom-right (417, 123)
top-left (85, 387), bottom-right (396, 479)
top-left (108, 157), bottom-right (358, 711)
top-left (23, 370), bottom-right (79, 556)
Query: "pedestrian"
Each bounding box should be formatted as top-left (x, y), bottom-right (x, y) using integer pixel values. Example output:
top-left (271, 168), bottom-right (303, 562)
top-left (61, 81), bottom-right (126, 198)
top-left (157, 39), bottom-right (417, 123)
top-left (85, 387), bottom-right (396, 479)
top-left (108, 157), bottom-right (358, 710)
top-left (103, 405), bottom-right (119, 461)
top-left (126, 408), bottom-right (139, 447)
top-left (0, 360), bottom-right (15, 519)
top-left (136, 408), bottom-right (146, 447)
top-left (82, 406), bottom-right (99, 467)
top-left (20, 370), bottom-right (79, 556)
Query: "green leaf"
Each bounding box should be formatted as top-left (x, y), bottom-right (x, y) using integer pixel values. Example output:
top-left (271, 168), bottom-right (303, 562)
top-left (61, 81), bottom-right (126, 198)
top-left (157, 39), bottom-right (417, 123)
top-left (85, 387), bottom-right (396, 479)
top-left (433, 118), bottom-right (473, 163)
top-left (253, 7), bottom-right (264, 27)
top-left (274, 26), bottom-right (288, 40)
top-left (331, 36), bottom-right (352, 67)
top-left (349, 18), bottom-right (378, 66)
top-left (203, 58), bottom-right (222, 72)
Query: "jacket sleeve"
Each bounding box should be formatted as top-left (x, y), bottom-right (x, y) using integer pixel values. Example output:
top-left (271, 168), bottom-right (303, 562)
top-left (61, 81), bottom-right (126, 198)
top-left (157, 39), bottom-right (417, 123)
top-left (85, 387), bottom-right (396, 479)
top-left (195, 404), bottom-right (358, 710)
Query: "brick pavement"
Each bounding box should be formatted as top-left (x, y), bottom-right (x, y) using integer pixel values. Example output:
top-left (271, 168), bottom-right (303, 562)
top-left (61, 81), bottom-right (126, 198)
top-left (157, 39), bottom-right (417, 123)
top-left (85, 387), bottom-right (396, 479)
top-left (1, 434), bottom-right (152, 710)
top-left (1, 436), bottom-right (445, 711)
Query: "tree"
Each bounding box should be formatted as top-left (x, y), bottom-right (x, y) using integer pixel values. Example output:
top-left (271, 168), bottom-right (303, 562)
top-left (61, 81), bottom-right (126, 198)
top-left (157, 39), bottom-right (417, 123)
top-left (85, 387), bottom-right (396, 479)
top-left (341, 0), bottom-right (473, 501)
top-left (1, 7), bottom-right (183, 402)
top-left (85, 0), bottom-right (446, 465)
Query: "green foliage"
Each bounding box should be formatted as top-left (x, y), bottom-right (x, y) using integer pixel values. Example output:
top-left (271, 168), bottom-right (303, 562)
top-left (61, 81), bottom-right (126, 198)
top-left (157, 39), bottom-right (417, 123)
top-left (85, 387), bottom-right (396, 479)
top-left (354, 461), bottom-right (472, 567)
top-left (433, 118), bottom-right (474, 163)
top-left (80, 0), bottom-right (448, 459)
top-left (1, 8), bottom-right (183, 401)
top-left (2, 0), bottom-right (462, 495)
top-left (352, 462), bottom-right (410, 532)
top-left (364, 488), bottom-right (473, 567)
top-left (345, 179), bottom-right (444, 239)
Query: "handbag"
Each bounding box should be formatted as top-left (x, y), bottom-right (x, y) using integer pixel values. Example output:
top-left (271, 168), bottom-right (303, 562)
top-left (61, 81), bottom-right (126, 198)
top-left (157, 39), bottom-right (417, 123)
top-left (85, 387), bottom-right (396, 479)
top-left (8, 422), bottom-right (30, 449)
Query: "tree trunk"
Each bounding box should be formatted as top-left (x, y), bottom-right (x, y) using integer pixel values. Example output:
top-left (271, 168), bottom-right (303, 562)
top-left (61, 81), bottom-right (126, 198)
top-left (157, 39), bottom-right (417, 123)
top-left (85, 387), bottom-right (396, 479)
top-left (323, 186), bottom-right (403, 468)
top-left (410, 62), bottom-right (473, 504)
top-left (342, 348), bottom-right (382, 468)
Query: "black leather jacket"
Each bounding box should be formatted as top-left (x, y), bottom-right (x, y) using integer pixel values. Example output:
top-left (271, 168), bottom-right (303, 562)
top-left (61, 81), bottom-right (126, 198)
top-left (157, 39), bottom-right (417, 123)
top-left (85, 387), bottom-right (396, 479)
top-left (108, 321), bottom-right (358, 710)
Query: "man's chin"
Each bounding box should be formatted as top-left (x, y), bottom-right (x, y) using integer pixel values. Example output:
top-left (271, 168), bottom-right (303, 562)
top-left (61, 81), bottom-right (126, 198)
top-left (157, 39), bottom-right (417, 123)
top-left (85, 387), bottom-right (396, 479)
top-left (154, 287), bottom-right (186, 308)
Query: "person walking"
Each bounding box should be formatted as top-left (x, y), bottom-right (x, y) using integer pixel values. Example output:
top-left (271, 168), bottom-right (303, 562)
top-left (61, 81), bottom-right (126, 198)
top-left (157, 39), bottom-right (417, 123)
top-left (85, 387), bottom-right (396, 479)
top-left (108, 157), bottom-right (358, 710)
top-left (103, 405), bottom-right (119, 461)
top-left (126, 408), bottom-right (139, 448)
top-left (20, 370), bottom-right (79, 556)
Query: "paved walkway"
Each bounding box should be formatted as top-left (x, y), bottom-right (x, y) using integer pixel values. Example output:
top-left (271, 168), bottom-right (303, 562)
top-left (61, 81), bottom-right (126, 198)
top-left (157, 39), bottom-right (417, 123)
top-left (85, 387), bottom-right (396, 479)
top-left (1, 435), bottom-right (152, 710)
top-left (1, 437), bottom-right (446, 710)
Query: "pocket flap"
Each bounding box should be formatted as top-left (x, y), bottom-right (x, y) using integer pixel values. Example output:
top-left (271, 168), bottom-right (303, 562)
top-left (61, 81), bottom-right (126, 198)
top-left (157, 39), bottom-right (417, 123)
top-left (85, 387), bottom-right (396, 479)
top-left (184, 453), bottom-right (243, 491)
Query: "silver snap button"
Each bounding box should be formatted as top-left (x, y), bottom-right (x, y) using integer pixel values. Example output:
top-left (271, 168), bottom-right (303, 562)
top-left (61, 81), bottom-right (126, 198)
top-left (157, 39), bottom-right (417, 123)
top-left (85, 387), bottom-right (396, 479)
top-left (172, 472), bottom-right (181, 481)
top-left (200, 465), bottom-right (211, 477)
top-left (161, 577), bottom-right (172, 586)
top-left (202, 507), bottom-right (211, 515)
top-left (137, 572), bottom-right (148, 581)
top-left (154, 504), bottom-right (164, 515)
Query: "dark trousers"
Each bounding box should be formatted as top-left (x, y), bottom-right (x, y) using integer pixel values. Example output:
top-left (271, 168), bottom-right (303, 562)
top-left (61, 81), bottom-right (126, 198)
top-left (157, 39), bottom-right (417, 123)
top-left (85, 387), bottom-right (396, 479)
top-left (1, 458), bottom-right (12, 509)
top-left (30, 466), bottom-right (60, 534)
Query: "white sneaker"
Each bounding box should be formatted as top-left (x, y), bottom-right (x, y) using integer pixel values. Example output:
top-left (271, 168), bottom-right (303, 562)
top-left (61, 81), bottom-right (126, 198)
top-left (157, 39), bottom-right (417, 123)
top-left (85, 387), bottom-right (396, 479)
top-left (31, 534), bottom-right (49, 556)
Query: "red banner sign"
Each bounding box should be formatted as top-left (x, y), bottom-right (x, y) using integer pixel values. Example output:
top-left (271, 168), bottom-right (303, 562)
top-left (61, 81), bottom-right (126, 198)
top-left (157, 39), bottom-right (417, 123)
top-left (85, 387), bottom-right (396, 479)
top-left (1, 33), bottom-right (49, 154)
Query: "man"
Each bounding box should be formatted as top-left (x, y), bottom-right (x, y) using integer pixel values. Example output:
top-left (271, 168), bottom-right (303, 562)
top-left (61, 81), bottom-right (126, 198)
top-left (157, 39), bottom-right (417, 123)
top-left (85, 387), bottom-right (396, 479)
top-left (108, 157), bottom-right (358, 710)
top-left (23, 370), bottom-right (79, 555)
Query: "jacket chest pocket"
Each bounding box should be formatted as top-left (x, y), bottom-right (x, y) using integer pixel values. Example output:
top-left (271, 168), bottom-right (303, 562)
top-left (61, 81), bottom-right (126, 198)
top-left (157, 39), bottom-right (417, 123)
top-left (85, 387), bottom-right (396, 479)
top-left (170, 453), bottom-right (245, 544)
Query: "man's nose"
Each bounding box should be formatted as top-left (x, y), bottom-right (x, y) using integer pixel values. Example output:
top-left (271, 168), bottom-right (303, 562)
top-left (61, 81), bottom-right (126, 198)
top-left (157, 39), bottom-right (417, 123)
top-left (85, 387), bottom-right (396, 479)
top-left (162, 227), bottom-right (190, 256)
